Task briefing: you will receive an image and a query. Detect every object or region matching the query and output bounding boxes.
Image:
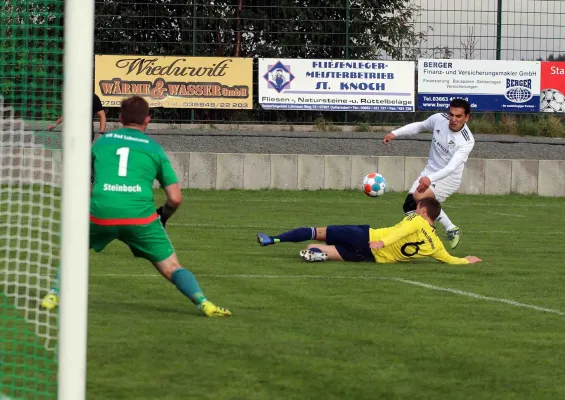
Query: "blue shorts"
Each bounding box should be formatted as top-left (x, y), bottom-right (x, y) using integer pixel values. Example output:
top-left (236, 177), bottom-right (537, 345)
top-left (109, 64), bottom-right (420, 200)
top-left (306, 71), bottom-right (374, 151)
top-left (325, 225), bottom-right (375, 262)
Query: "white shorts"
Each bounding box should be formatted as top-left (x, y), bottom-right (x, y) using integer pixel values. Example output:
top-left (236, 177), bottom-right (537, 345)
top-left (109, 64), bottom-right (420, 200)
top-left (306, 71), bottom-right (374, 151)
top-left (408, 172), bottom-right (461, 203)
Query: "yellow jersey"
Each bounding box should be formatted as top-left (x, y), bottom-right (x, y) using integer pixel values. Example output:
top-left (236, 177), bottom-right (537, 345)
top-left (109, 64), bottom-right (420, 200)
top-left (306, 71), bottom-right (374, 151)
top-left (369, 214), bottom-right (469, 265)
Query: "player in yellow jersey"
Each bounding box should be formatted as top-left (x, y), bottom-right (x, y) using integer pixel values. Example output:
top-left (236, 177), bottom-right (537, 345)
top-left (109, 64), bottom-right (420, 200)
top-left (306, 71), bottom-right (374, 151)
top-left (256, 198), bottom-right (481, 265)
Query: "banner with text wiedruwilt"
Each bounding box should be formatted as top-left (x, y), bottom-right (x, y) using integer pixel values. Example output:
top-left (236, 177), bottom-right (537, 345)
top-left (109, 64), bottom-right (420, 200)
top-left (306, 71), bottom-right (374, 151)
top-left (258, 58), bottom-right (415, 112)
top-left (417, 59), bottom-right (541, 112)
top-left (94, 55), bottom-right (253, 109)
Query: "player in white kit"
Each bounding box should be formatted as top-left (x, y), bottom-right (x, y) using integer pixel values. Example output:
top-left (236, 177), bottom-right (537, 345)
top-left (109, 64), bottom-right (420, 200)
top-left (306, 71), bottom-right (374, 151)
top-left (382, 99), bottom-right (475, 249)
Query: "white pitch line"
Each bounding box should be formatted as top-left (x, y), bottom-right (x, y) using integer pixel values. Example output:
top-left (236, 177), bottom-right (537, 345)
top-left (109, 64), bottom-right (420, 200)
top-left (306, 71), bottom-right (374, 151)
top-left (90, 273), bottom-right (565, 317)
top-left (387, 277), bottom-right (565, 316)
top-left (486, 211), bottom-right (526, 218)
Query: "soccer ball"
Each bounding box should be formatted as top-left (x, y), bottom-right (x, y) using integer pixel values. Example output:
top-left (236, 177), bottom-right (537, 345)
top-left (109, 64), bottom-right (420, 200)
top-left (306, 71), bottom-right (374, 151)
top-left (362, 173), bottom-right (387, 197)
top-left (540, 88), bottom-right (565, 112)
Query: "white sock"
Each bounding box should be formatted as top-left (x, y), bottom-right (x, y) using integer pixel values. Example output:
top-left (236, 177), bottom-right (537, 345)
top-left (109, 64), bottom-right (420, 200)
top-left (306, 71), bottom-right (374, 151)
top-left (436, 209), bottom-right (456, 231)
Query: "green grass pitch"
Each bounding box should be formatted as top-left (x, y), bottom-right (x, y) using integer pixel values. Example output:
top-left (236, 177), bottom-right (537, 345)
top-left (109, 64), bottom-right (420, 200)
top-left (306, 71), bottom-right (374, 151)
top-left (86, 190), bottom-right (565, 400)
top-left (5, 189), bottom-right (565, 399)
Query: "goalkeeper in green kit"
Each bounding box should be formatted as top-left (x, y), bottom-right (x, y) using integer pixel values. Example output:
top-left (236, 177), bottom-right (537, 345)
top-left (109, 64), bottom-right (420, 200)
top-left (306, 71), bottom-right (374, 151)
top-left (41, 96), bottom-right (231, 317)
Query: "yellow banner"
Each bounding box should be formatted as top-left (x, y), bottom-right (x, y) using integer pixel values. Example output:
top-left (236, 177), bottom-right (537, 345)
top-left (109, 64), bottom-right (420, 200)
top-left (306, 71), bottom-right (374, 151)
top-left (94, 55), bottom-right (253, 109)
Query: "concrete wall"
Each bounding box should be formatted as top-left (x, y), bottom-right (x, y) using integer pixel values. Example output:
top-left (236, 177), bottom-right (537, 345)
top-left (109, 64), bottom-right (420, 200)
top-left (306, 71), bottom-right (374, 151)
top-left (154, 152), bottom-right (564, 197)
top-left (3, 150), bottom-right (565, 196)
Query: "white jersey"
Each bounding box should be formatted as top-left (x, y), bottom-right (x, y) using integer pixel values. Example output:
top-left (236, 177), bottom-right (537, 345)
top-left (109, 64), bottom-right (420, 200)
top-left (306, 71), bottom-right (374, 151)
top-left (391, 113), bottom-right (475, 182)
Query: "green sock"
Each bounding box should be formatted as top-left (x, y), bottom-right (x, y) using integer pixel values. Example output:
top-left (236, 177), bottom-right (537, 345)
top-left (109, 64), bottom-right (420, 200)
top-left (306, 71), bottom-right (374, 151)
top-left (170, 268), bottom-right (207, 306)
top-left (49, 267), bottom-right (60, 295)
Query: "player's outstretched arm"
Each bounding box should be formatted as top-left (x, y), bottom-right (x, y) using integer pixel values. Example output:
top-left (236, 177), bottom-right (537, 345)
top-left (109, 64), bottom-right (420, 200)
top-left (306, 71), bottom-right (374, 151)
top-left (432, 247), bottom-right (482, 265)
top-left (157, 183), bottom-right (182, 227)
top-left (382, 133), bottom-right (397, 144)
top-left (382, 115), bottom-right (437, 144)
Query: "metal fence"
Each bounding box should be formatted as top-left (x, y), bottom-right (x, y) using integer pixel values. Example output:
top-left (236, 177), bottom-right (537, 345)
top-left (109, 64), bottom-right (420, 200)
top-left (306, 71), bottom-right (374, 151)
top-left (95, 1), bottom-right (565, 124)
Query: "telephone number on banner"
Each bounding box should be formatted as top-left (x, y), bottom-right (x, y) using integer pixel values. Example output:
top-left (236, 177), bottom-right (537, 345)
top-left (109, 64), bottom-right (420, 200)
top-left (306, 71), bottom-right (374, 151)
top-left (261, 103), bottom-right (414, 111)
top-left (102, 100), bottom-right (163, 107)
top-left (102, 100), bottom-right (250, 109)
top-left (424, 96), bottom-right (470, 102)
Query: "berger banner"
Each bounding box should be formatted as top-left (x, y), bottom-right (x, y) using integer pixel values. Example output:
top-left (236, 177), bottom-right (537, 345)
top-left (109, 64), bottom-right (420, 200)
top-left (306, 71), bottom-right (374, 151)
top-left (417, 59), bottom-right (541, 112)
top-left (258, 58), bottom-right (415, 112)
top-left (94, 55), bottom-right (253, 109)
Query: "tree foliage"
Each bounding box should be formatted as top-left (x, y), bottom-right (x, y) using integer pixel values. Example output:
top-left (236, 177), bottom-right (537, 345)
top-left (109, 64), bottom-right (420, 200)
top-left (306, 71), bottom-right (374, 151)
top-left (1, 0), bottom-right (63, 118)
top-left (543, 53), bottom-right (565, 61)
top-left (94, 0), bottom-right (433, 60)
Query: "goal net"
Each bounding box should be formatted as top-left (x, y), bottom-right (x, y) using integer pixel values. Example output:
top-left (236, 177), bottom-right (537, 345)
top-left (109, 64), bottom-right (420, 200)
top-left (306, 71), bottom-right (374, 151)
top-left (0, 1), bottom-right (64, 398)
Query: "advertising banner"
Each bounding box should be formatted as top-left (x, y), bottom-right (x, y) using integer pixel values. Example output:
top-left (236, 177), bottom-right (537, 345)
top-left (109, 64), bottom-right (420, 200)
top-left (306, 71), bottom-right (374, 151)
top-left (258, 58), bottom-right (415, 112)
top-left (94, 55), bottom-right (253, 109)
top-left (417, 59), bottom-right (540, 112)
top-left (540, 62), bottom-right (565, 112)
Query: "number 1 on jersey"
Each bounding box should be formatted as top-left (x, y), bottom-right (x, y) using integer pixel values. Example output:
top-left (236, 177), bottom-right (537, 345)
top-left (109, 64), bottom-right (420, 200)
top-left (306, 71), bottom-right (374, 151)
top-left (116, 147), bottom-right (130, 177)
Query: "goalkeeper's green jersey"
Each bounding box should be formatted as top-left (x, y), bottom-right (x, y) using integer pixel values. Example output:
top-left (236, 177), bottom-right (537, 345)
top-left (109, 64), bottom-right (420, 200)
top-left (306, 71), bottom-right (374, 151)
top-left (90, 127), bottom-right (178, 225)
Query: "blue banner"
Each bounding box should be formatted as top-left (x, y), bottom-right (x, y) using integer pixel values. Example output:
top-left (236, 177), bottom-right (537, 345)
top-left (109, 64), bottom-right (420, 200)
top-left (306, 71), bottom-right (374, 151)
top-left (417, 59), bottom-right (541, 112)
top-left (418, 94), bottom-right (540, 112)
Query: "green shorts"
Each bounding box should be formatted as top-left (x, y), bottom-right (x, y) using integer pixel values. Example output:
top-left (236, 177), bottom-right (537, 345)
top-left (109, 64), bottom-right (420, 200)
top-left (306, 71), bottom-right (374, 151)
top-left (89, 219), bottom-right (174, 263)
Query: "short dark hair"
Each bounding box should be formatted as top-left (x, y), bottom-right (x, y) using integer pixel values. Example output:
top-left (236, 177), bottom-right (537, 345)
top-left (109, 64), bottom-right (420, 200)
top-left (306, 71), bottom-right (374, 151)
top-left (418, 197), bottom-right (441, 221)
top-left (120, 96), bottom-right (149, 125)
top-left (449, 98), bottom-right (471, 115)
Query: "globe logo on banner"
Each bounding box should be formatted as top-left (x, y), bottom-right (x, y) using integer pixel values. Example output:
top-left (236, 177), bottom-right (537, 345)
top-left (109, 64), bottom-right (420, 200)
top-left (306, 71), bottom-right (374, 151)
top-left (504, 78), bottom-right (533, 103)
top-left (263, 61), bottom-right (295, 93)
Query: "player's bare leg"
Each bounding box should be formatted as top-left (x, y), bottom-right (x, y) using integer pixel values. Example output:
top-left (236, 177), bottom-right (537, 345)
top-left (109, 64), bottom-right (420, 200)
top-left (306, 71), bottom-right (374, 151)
top-left (299, 244), bottom-right (344, 262)
top-left (313, 227), bottom-right (327, 241)
top-left (412, 188), bottom-right (461, 249)
top-left (154, 253), bottom-right (231, 317)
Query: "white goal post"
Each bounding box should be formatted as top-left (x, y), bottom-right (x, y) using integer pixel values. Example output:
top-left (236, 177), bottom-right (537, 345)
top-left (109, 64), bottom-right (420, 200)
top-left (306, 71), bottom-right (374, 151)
top-left (58, 0), bottom-right (95, 398)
